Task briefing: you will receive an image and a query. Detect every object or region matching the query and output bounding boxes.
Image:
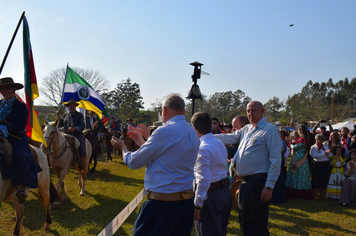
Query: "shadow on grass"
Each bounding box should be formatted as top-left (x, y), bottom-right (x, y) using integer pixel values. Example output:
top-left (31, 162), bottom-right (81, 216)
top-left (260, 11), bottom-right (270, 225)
top-left (22, 191), bottom-right (136, 235)
top-left (269, 199), bottom-right (356, 235)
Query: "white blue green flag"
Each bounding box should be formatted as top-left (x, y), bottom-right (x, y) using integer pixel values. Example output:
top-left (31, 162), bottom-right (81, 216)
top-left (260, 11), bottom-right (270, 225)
top-left (62, 66), bottom-right (105, 119)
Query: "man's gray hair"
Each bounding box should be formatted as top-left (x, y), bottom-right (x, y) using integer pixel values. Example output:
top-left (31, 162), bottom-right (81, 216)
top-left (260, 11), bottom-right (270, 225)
top-left (315, 133), bottom-right (324, 141)
top-left (163, 94), bottom-right (185, 112)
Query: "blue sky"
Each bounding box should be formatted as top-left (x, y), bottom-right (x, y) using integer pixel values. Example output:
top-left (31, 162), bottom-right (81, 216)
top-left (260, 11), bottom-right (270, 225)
top-left (1, 1), bottom-right (356, 109)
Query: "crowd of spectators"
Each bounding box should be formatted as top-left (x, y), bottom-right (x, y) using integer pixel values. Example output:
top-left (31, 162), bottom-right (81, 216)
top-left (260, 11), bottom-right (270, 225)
top-left (271, 118), bottom-right (356, 207)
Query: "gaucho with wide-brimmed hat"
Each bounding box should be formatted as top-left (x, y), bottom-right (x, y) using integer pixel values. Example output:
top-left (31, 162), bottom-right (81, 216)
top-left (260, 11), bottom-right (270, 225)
top-left (56, 98), bottom-right (86, 170)
top-left (0, 77), bottom-right (39, 203)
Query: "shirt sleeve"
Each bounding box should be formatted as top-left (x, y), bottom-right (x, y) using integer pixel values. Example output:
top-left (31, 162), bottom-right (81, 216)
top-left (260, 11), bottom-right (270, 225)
top-left (214, 129), bottom-right (243, 145)
top-left (0, 125), bottom-right (9, 138)
top-left (265, 127), bottom-right (282, 189)
top-left (123, 128), bottom-right (177, 169)
top-left (194, 145), bottom-right (212, 207)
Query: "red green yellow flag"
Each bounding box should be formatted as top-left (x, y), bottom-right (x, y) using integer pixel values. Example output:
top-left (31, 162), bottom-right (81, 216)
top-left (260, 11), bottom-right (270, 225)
top-left (23, 16), bottom-right (47, 147)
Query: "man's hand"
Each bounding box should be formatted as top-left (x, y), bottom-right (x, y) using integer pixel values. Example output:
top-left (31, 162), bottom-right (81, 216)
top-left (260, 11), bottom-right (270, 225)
top-left (68, 127), bottom-right (76, 133)
top-left (261, 187), bottom-right (272, 202)
top-left (129, 125), bottom-right (143, 136)
top-left (128, 130), bottom-right (146, 147)
top-left (194, 209), bottom-right (200, 221)
top-left (139, 124), bottom-right (150, 140)
top-left (111, 136), bottom-right (129, 159)
top-left (111, 136), bottom-right (125, 150)
top-left (56, 110), bottom-right (62, 117)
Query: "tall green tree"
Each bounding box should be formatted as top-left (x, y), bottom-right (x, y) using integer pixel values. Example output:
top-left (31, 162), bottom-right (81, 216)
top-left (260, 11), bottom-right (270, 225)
top-left (264, 97), bottom-right (284, 122)
top-left (106, 78), bottom-right (144, 121)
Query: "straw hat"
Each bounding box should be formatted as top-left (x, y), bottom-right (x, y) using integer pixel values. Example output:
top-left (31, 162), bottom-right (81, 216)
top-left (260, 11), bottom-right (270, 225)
top-left (65, 99), bottom-right (79, 106)
top-left (151, 121), bottom-right (163, 128)
top-left (0, 77), bottom-right (24, 90)
top-left (230, 179), bottom-right (241, 209)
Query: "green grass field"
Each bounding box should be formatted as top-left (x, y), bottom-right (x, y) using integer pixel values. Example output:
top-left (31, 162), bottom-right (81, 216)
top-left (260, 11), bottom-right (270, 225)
top-left (0, 153), bottom-right (356, 236)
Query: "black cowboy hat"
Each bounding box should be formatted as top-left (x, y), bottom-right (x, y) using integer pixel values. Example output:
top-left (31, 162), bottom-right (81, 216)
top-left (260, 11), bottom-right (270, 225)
top-left (0, 77), bottom-right (24, 90)
top-left (111, 116), bottom-right (116, 119)
top-left (65, 99), bottom-right (79, 106)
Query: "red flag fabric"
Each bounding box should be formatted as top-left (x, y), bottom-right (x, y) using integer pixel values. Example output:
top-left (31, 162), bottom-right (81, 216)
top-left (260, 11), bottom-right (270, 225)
top-left (23, 16), bottom-right (46, 147)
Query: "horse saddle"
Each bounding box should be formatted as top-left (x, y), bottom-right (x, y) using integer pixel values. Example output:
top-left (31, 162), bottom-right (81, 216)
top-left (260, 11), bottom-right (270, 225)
top-left (62, 134), bottom-right (81, 161)
top-left (62, 134), bottom-right (80, 150)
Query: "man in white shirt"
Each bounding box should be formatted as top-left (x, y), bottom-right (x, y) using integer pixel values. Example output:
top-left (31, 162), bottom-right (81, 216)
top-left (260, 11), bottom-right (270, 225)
top-left (191, 112), bottom-right (232, 236)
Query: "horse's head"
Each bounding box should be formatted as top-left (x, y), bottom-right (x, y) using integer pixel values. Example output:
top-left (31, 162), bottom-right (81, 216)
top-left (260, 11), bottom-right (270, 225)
top-left (92, 119), bottom-right (104, 132)
top-left (43, 119), bottom-right (60, 147)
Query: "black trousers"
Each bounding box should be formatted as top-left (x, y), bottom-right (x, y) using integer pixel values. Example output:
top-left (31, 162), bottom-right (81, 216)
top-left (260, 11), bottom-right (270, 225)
top-left (132, 198), bottom-right (194, 236)
top-left (238, 173), bottom-right (269, 236)
top-left (199, 187), bottom-right (232, 236)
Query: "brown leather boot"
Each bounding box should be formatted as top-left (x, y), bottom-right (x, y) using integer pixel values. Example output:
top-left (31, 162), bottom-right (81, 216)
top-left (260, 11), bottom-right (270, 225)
top-left (15, 186), bottom-right (28, 203)
top-left (77, 155), bottom-right (85, 171)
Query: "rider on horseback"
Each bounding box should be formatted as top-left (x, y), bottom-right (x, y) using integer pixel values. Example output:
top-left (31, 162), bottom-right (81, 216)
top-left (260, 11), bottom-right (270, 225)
top-left (0, 77), bottom-right (39, 203)
top-left (56, 99), bottom-right (86, 170)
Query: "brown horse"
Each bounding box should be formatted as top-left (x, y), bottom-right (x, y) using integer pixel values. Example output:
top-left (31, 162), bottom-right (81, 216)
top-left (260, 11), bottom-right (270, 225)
top-left (43, 119), bottom-right (92, 199)
top-left (84, 120), bottom-right (104, 173)
top-left (0, 137), bottom-right (61, 235)
top-left (101, 126), bottom-right (114, 160)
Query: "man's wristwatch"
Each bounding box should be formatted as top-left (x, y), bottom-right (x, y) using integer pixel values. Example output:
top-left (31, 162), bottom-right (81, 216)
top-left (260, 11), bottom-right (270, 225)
top-left (194, 206), bottom-right (201, 210)
top-left (265, 187), bottom-right (273, 190)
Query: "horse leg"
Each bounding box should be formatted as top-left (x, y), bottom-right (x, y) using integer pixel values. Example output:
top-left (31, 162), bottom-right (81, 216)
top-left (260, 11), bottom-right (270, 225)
top-left (107, 148), bottom-right (112, 161)
top-left (55, 168), bottom-right (68, 201)
top-left (37, 174), bottom-right (52, 232)
top-left (90, 154), bottom-right (97, 173)
top-left (12, 200), bottom-right (24, 236)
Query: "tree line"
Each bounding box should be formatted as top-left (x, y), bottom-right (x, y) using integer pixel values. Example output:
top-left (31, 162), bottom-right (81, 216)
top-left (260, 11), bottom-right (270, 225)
top-left (38, 67), bottom-right (356, 126)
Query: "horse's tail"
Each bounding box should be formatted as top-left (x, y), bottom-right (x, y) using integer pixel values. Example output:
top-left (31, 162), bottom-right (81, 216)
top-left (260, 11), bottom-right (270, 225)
top-left (49, 178), bottom-right (61, 204)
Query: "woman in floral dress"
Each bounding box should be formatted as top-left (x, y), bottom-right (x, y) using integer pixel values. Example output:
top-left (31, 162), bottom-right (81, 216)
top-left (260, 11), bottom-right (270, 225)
top-left (286, 124), bottom-right (313, 199)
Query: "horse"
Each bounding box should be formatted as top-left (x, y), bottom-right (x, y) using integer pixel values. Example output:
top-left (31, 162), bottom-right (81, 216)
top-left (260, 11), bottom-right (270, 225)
top-left (83, 120), bottom-right (104, 173)
top-left (101, 126), bottom-right (114, 161)
top-left (43, 119), bottom-right (92, 199)
top-left (0, 137), bottom-right (61, 236)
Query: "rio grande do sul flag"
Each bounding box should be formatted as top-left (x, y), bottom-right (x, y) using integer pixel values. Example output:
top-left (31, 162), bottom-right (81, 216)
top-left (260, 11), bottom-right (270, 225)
top-left (62, 66), bottom-right (105, 119)
top-left (23, 16), bottom-right (47, 147)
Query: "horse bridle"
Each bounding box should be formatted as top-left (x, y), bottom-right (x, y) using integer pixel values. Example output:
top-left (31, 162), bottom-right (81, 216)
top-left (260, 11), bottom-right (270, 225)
top-left (44, 126), bottom-right (68, 159)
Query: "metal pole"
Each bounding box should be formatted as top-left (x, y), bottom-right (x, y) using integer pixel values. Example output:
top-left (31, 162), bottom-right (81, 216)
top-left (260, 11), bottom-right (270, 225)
top-left (0, 11), bottom-right (25, 75)
top-left (192, 98), bottom-right (195, 117)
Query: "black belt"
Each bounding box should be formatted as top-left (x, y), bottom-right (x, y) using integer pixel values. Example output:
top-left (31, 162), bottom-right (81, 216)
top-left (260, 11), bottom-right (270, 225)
top-left (242, 173), bottom-right (267, 181)
top-left (208, 178), bottom-right (230, 192)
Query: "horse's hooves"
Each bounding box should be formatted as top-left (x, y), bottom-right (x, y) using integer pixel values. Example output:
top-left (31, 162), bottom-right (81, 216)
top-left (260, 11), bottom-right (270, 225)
top-left (90, 167), bottom-right (95, 173)
top-left (45, 223), bottom-right (51, 231)
top-left (52, 201), bottom-right (60, 210)
top-left (80, 192), bottom-right (84, 196)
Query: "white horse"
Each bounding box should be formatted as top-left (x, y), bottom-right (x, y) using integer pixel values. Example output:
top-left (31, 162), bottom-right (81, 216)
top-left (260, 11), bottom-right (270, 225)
top-left (0, 140), bottom-right (60, 236)
top-left (43, 119), bottom-right (92, 199)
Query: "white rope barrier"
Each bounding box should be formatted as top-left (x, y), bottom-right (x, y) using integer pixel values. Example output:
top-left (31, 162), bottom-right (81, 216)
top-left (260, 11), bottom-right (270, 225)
top-left (97, 189), bottom-right (144, 236)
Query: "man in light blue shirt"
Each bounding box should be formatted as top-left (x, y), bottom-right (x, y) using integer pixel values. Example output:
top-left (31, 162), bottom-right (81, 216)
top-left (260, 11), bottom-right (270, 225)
top-left (111, 94), bottom-right (200, 236)
top-left (214, 101), bottom-right (281, 236)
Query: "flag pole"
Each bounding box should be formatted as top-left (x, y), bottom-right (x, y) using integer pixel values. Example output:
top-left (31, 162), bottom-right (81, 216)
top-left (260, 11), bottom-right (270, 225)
top-left (0, 11), bottom-right (25, 75)
top-left (59, 63), bottom-right (69, 110)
